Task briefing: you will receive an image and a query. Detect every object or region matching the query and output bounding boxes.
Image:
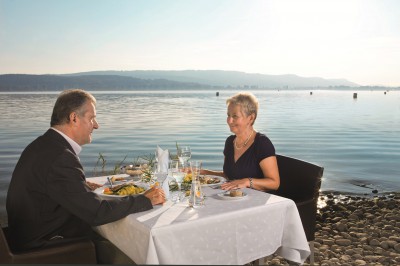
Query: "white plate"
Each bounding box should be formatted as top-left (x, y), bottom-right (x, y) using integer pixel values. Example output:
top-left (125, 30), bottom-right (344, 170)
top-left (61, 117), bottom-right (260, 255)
top-left (217, 191), bottom-right (248, 200)
top-left (181, 175), bottom-right (225, 187)
top-left (200, 175), bottom-right (226, 186)
top-left (94, 187), bottom-right (126, 198)
top-left (105, 175), bottom-right (132, 184)
top-left (94, 184), bottom-right (146, 198)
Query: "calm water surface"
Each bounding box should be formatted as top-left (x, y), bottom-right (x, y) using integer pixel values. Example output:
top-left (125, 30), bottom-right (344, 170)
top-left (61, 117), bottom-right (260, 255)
top-left (1, 89), bottom-right (399, 221)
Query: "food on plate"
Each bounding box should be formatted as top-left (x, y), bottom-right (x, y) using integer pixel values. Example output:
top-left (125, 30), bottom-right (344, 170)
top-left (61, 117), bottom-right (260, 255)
top-left (182, 174), bottom-right (221, 185)
top-left (110, 176), bottom-right (126, 182)
top-left (86, 181), bottom-right (103, 191)
top-left (125, 164), bottom-right (148, 176)
top-left (183, 173), bottom-right (192, 183)
top-left (200, 175), bottom-right (221, 184)
top-left (229, 190), bottom-right (243, 197)
top-left (103, 183), bottom-right (145, 196)
top-left (169, 180), bottom-right (179, 191)
top-left (125, 168), bottom-right (143, 176)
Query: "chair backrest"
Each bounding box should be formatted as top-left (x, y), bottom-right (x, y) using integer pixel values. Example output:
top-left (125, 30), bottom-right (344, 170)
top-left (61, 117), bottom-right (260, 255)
top-left (273, 154), bottom-right (323, 202)
top-left (0, 224), bottom-right (97, 264)
top-left (272, 154), bottom-right (324, 242)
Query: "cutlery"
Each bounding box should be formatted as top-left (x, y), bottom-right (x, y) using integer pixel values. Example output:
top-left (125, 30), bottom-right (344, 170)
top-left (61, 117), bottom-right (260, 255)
top-left (107, 177), bottom-right (113, 188)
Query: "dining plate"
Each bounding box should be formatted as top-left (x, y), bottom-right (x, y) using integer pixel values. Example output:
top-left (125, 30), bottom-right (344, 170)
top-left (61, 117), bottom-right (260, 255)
top-left (94, 187), bottom-right (126, 198)
top-left (200, 175), bottom-right (226, 186)
top-left (181, 175), bottom-right (225, 188)
top-left (217, 191), bottom-right (248, 200)
top-left (94, 184), bottom-right (146, 198)
top-left (104, 180), bottom-right (129, 187)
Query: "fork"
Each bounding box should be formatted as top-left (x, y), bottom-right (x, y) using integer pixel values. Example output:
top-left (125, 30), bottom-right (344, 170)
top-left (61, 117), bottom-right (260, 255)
top-left (107, 177), bottom-right (113, 188)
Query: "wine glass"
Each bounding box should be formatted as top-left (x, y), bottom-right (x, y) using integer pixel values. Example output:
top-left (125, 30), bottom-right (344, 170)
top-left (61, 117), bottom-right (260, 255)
top-left (177, 146), bottom-right (191, 165)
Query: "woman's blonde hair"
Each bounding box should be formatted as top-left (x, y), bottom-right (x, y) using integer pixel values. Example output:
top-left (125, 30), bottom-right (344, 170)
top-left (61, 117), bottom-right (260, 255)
top-left (226, 92), bottom-right (258, 125)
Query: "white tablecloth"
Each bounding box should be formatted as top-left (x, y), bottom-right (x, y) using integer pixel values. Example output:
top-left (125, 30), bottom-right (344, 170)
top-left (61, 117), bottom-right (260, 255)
top-left (88, 174), bottom-right (310, 265)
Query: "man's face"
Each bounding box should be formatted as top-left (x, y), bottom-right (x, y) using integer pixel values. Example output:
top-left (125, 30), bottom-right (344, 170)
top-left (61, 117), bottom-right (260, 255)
top-left (75, 101), bottom-right (99, 146)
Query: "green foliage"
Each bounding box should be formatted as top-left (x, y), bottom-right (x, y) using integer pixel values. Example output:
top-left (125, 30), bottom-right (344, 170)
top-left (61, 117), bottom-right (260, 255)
top-left (112, 154), bottom-right (128, 175)
top-left (94, 153), bottom-right (107, 176)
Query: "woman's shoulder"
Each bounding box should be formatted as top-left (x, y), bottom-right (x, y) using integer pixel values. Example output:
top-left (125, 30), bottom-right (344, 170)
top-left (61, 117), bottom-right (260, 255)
top-left (224, 135), bottom-right (236, 148)
top-left (254, 132), bottom-right (276, 156)
top-left (226, 135), bottom-right (236, 141)
top-left (255, 132), bottom-right (272, 142)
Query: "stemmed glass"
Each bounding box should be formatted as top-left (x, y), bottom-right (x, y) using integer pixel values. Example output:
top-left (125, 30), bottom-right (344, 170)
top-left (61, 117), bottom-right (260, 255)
top-left (177, 146), bottom-right (191, 165)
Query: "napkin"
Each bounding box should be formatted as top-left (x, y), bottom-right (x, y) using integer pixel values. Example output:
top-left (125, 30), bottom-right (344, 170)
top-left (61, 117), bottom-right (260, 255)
top-left (156, 145), bottom-right (169, 173)
top-left (162, 176), bottom-right (171, 199)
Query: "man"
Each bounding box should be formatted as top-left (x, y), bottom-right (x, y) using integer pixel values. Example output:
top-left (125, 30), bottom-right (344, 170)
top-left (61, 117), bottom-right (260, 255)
top-left (6, 89), bottom-right (165, 262)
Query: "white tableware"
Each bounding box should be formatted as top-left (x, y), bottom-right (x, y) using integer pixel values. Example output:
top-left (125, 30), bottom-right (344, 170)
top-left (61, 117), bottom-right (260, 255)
top-left (198, 175), bottom-right (225, 187)
top-left (94, 184), bottom-right (146, 198)
top-left (94, 187), bottom-right (127, 198)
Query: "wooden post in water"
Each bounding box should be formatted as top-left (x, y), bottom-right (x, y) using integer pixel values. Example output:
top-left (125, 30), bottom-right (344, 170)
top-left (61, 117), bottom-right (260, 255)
top-left (353, 93), bottom-right (357, 99)
top-left (310, 92), bottom-right (313, 95)
top-left (216, 92), bottom-right (219, 96)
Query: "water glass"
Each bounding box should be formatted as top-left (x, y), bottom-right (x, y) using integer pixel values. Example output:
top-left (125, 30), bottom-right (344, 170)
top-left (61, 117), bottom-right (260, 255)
top-left (190, 160), bottom-right (202, 181)
top-left (188, 180), bottom-right (204, 208)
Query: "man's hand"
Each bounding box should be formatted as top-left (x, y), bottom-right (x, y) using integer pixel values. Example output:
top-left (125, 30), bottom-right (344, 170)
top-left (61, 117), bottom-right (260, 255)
top-left (144, 187), bottom-right (166, 205)
top-left (86, 181), bottom-right (103, 191)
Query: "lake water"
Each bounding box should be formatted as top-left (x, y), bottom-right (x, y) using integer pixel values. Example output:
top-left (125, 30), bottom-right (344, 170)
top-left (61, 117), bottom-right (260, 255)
top-left (1, 89), bottom-right (399, 222)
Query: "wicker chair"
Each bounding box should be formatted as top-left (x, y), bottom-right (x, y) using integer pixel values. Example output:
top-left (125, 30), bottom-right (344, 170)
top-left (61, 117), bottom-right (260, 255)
top-left (271, 154), bottom-right (324, 265)
top-left (0, 224), bottom-right (97, 264)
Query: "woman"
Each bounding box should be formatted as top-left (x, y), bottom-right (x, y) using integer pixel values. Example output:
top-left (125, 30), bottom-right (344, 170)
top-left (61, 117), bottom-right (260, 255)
top-left (202, 92), bottom-right (280, 192)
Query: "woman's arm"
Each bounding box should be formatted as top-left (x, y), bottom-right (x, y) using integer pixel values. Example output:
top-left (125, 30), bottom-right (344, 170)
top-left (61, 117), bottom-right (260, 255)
top-left (220, 156), bottom-right (280, 191)
top-left (253, 155), bottom-right (280, 191)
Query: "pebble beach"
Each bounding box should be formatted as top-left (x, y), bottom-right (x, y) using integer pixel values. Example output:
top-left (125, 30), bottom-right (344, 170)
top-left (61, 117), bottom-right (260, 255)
top-left (265, 191), bottom-right (400, 266)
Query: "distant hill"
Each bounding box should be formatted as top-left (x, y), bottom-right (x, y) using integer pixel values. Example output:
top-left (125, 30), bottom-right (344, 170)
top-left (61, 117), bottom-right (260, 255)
top-left (66, 70), bottom-right (359, 88)
top-left (0, 74), bottom-right (209, 91)
top-left (0, 70), bottom-right (367, 92)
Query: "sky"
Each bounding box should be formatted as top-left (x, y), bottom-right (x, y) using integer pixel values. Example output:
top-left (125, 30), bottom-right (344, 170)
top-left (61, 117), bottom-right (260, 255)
top-left (1, 0), bottom-right (399, 87)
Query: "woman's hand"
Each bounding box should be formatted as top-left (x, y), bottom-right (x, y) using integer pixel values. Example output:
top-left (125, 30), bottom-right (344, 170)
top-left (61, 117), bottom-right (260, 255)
top-left (144, 187), bottom-right (166, 205)
top-left (220, 179), bottom-right (247, 190)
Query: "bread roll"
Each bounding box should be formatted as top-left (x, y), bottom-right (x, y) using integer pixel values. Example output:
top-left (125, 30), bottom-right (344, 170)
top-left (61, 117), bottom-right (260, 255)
top-left (229, 190), bottom-right (243, 197)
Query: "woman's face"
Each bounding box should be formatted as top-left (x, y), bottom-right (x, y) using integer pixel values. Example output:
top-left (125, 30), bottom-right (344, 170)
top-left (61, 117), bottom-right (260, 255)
top-left (226, 104), bottom-right (252, 134)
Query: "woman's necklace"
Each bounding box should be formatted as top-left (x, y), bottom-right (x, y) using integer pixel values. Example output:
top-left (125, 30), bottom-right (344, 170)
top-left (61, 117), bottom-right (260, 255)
top-left (234, 130), bottom-right (254, 150)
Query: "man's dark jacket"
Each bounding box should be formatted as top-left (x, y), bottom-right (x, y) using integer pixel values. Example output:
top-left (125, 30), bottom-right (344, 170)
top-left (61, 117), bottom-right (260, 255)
top-left (6, 129), bottom-right (152, 251)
